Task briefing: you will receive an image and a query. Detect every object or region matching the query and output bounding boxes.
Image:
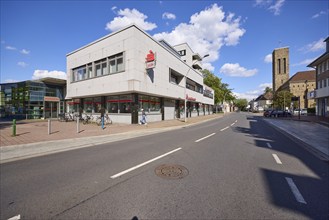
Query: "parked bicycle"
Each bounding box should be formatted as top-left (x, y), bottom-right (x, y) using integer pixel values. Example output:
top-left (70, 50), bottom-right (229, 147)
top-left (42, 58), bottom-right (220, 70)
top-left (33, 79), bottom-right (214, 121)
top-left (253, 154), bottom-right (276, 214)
top-left (82, 113), bottom-right (93, 125)
top-left (96, 114), bottom-right (112, 126)
top-left (58, 113), bottom-right (68, 122)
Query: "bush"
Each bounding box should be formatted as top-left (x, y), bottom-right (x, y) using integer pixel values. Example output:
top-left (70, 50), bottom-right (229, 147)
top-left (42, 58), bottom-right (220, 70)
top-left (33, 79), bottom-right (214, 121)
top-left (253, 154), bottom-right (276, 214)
top-left (307, 108), bottom-right (315, 114)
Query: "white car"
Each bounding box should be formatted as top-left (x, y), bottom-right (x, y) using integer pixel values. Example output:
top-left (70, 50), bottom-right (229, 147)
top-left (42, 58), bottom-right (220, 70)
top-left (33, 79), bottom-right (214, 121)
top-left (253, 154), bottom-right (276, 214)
top-left (294, 109), bottom-right (307, 115)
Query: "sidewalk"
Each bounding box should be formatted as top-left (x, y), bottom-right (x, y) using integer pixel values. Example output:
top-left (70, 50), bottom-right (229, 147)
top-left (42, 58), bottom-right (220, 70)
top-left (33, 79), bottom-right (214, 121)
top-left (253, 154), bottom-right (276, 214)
top-left (0, 114), bottom-right (222, 163)
top-left (263, 116), bottom-right (329, 161)
top-left (1, 113), bottom-right (328, 163)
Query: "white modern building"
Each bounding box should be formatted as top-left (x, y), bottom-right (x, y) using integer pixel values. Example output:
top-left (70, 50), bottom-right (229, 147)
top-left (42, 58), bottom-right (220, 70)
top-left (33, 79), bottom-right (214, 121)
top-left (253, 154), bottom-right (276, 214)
top-left (66, 24), bottom-right (214, 124)
top-left (308, 36), bottom-right (329, 117)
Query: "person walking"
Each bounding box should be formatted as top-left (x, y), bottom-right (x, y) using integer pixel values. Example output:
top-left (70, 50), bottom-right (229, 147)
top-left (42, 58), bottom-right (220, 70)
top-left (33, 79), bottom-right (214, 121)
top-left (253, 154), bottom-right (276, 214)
top-left (140, 109), bottom-right (147, 125)
top-left (100, 107), bottom-right (105, 129)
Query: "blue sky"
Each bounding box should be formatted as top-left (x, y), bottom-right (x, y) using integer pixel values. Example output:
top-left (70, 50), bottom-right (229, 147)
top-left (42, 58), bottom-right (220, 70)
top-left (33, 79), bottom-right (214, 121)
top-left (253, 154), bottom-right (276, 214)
top-left (1, 0), bottom-right (328, 100)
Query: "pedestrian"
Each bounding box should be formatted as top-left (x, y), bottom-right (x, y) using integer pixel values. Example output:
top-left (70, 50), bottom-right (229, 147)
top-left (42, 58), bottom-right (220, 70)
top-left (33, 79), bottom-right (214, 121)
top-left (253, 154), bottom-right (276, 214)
top-left (140, 109), bottom-right (147, 125)
top-left (100, 107), bottom-right (105, 129)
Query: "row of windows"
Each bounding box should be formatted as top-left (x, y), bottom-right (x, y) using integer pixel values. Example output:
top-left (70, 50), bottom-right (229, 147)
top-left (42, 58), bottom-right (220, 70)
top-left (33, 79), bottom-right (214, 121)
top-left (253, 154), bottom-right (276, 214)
top-left (71, 52), bottom-right (124, 82)
top-left (317, 60), bottom-right (329, 75)
top-left (67, 95), bottom-right (161, 114)
top-left (318, 78), bottom-right (329, 89)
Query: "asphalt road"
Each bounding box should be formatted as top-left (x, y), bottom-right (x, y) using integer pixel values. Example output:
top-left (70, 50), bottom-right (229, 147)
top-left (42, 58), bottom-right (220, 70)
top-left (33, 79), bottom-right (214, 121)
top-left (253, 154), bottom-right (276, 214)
top-left (1, 112), bottom-right (328, 220)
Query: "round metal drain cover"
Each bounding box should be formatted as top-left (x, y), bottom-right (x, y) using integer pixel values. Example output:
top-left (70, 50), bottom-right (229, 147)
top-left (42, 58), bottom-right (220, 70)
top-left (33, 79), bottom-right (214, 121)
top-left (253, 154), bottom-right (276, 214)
top-left (155, 164), bottom-right (188, 179)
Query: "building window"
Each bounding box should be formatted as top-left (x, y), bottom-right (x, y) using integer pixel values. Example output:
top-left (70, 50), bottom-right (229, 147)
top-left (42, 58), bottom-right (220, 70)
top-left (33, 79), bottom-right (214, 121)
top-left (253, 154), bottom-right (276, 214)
top-left (278, 59), bottom-right (281, 74)
top-left (138, 95), bottom-right (160, 112)
top-left (324, 79), bottom-right (327, 87)
top-left (283, 58), bottom-right (286, 73)
top-left (95, 59), bottom-right (107, 76)
top-left (106, 95), bottom-right (132, 114)
top-left (70, 52), bottom-right (124, 83)
top-left (169, 69), bottom-right (183, 85)
top-left (109, 53), bottom-right (124, 74)
top-left (179, 50), bottom-right (186, 56)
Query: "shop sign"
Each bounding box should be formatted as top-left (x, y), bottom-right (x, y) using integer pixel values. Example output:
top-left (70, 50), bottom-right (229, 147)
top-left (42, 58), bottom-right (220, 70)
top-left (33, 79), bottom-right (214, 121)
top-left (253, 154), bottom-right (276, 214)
top-left (186, 94), bottom-right (196, 101)
top-left (44, 96), bottom-right (60, 102)
top-left (145, 50), bottom-right (156, 69)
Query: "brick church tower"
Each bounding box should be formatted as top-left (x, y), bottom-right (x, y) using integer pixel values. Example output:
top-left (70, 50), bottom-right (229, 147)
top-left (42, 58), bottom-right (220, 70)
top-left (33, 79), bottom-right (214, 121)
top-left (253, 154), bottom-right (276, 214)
top-left (272, 47), bottom-right (289, 92)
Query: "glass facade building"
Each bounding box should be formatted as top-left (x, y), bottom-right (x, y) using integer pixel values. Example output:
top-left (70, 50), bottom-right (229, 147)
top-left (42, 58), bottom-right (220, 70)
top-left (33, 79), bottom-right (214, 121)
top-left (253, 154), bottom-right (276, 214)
top-left (0, 78), bottom-right (66, 119)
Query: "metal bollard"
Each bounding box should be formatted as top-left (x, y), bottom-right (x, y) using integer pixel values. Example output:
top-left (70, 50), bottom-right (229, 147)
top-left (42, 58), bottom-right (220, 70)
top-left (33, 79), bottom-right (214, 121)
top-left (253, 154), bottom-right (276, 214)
top-left (12, 119), bottom-right (16, 137)
top-left (48, 119), bottom-right (51, 135)
top-left (77, 117), bottom-right (80, 133)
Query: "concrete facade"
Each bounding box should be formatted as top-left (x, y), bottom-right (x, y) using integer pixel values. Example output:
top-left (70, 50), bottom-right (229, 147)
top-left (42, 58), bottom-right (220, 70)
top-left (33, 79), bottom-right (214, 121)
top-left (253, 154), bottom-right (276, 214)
top-left (66, 24), bottom-right (214, 124)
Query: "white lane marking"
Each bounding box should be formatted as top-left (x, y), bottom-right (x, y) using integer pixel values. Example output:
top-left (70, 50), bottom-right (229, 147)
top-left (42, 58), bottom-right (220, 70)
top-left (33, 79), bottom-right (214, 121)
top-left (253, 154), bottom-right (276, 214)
top-left (235, 120), bottom-right (237, 123)
top-left (220, 126), bottom-right (230, 131)
top-left (266, 143), bottom-right (273, 148)
top-left (285, 177), bottom-right (307, 204)
top-left (8, 215), bottom-right (21, 220)
top-left (230, 122), bottom-right (235, 126)
top-left (195, 133), bottom-right (216, 143)
top-left (110, 148), bottom-right (182, 179)
top-left (272, 154), bottom-right (282, 164)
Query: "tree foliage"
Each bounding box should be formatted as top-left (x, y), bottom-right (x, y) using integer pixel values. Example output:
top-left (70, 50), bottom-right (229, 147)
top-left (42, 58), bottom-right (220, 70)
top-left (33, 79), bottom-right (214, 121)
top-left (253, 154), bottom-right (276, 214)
top-left (273, 90), bottom-right (293, 110)
top-left (202, 69), bottom-right (234, 104)
top-left (234, 99), bottom-right (248, 111)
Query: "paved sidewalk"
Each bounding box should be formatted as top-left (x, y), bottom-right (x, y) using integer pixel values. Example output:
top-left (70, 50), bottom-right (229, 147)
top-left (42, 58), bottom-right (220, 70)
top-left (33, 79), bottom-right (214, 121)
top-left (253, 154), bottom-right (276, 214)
top-left (263, 117), bottom-right (329, 161)
top-left (0, 114), bottom-right (222, 163)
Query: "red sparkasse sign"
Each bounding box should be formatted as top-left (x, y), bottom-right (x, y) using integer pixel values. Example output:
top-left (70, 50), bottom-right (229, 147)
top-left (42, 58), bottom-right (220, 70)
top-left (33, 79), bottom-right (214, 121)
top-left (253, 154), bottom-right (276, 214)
top-left (145, 50), bottom-right (156, 70)
top-left (146, 50), bottom-right (155, 62)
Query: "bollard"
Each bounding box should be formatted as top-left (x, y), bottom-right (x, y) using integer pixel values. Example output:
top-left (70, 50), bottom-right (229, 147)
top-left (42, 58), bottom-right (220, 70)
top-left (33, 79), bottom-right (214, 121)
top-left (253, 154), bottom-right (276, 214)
top-left (77, 117), bottom-right (80, 133)
top-left (12, 119), bottom-right (16, 137)
top-left (48, 119), bottom-right (51, 135)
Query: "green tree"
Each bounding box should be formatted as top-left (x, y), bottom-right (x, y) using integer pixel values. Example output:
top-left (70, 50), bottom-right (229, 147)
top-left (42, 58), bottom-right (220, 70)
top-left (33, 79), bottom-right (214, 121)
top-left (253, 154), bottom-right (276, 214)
top-left (202, 69), bottom-right (234, 105)
top-left (234, 98), bottom-right (248, 111)
top-left (264, 87), bottom-right (273, 93)
top-left (273, 90), bottom-right (293, 110)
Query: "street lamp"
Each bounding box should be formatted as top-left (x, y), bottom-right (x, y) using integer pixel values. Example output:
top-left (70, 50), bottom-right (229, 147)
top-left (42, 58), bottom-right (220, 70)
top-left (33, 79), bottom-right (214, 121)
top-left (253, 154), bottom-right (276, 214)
top-left (184, 54), bottom-right (209, 122)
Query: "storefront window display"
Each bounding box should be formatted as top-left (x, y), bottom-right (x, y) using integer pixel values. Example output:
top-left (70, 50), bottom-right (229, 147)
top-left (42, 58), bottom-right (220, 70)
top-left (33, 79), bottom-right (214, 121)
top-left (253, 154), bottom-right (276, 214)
top-left (139, 95), bottom-right (160, 112)
top-left (106, 95), bottom-right (132, 113)
top-left (83, 98), bottom-right (93, 113)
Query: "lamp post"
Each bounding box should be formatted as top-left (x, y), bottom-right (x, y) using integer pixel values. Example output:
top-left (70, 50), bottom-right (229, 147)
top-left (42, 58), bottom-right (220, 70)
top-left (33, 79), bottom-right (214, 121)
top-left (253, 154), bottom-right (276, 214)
top-left (184, 54), bottom-right (209, 122)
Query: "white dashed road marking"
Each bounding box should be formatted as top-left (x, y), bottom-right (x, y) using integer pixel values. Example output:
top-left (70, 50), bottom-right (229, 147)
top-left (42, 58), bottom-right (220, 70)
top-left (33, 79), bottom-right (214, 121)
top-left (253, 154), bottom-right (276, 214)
top-left (266, 143), bottom-right (273, 148)
top-left (285, 177), bottom-right (307, 204)
top-left (110, 148), bottom-right (182, 179)
top-left (272, 154), bottom-right (282, 164)
top-left (195, 133), bottom-right (216, 143)
top-left (8, 215), bottom-right (21, 220)
top-left (220, 126), bottom-right (230, 131)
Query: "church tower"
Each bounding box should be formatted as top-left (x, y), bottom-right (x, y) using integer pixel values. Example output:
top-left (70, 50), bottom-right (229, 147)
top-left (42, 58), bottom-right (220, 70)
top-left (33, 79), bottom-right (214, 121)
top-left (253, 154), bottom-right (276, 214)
top-left (272, 47), bottom-right (289, 92)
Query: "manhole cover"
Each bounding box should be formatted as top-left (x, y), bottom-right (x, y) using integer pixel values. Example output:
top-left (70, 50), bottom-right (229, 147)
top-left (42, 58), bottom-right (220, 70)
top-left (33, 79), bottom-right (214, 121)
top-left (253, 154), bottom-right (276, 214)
top-left (155, 164), bottom-right (188, 179)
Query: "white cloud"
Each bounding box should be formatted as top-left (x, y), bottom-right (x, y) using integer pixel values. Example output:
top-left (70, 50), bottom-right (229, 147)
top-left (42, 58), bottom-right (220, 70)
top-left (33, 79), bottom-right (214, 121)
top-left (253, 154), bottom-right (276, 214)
top-left (17, 61), bottom-right (28, 67)
top-left (219, 63), bottom-right (258, 77)
top-left (20, 49), bottom-right (30, 55)
top-left (264, 53), bottom-right (272, 63)
top-left (299, 38), bottom-right (326, 53)
top-left (268, 0), bottom-right (285, 15)
top-left (153, 4), bottom-right (245, 72)
top-left (311, 10), bottom-right (327, 19)
top-left (233, 90), bottom-right (261, 101)
top-left (5, 46), bottom-right (16, 50)
top-left (105, 8), bottom-right (157, 32)
top-left (254, 0), bottom-right (285, 15)
top-left (234, 82), bottom-right (272, 101)
top-left (32, 70), bottom-right (67, 80)
top-left (259, 83), bottom-right (272, 90)
top-left (162, 12), bottom-right (176, 20)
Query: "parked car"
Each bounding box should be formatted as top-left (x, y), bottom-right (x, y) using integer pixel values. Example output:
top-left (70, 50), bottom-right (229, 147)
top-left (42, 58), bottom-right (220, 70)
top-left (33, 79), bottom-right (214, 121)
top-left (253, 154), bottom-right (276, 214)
top-left (269, 110), bottom-right (292, 117)
top-left (293, 108), bottom-right (308, 115)
top-left (263, 110), bottom-right (271, 117)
